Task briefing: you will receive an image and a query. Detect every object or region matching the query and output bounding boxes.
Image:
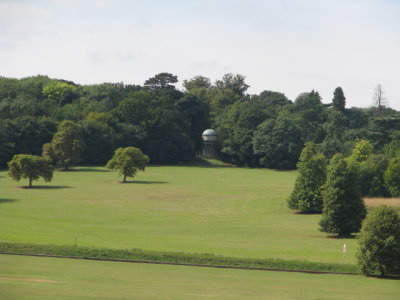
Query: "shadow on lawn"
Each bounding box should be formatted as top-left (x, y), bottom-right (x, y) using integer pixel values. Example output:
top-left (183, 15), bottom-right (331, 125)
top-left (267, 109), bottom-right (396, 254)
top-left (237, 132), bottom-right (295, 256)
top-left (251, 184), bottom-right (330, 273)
top-left (57, 168), bottom-right (109, 173)
top-left (20, 185), bottom-right (73, 190)
top-left (122, 180), bottom-right (168, 184)
top-left (0, 199), bottom-right (18, 204)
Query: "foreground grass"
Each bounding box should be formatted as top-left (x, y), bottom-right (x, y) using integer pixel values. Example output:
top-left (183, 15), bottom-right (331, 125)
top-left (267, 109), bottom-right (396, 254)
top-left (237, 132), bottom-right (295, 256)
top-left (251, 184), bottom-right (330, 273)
top-left (0, 242), bottom-right (359, 274)
top-left (1, 255), bottom-right (399, 300)
top-left (0, 165), bottom-right (358, 263)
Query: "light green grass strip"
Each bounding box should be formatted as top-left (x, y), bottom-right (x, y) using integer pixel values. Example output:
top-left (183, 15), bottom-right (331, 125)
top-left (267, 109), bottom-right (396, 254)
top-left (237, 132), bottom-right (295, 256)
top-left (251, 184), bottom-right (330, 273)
top-left (3, 254), bottom-right (400, 300)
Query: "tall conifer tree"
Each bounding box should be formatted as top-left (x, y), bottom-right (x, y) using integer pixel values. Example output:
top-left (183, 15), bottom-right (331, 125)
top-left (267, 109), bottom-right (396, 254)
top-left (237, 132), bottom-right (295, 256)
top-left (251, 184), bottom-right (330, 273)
top-left (288, 142), bottom-right (327, 213)
top-left (319, 154), bottom-right (366, 236)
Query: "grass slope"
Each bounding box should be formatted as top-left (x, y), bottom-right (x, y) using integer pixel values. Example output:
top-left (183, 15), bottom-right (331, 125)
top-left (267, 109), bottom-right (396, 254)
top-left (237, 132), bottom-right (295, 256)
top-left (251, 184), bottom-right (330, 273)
top-left (1, 255), bottom-right (399, 300)
top-left (0, 165), bottom-right (358, 263)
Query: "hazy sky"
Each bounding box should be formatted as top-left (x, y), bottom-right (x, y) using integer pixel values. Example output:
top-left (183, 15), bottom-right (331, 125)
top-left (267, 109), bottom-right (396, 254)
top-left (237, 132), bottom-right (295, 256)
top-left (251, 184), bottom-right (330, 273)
top-left (1, 0), bottom-right (399, 108)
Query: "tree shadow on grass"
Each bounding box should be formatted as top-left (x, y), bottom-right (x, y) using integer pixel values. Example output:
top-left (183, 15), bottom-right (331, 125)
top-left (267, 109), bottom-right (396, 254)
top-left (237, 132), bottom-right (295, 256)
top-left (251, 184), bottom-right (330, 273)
top-left (292, 210), bottom-right (322, 215)
top-left (74, 168), bottom-right (110, 172)
top-left (325, 234), bottom-right (357, 239)
top-left (121, 180), bottom-right (168, 184)
top-left (20, 185), bottom-right (73, 190)
top-left (0, 199), bottom-right (18, 204)
top-left (370, 275), bottom-right (400, 280)
top-left (56, 168), bottom-right (109, 173)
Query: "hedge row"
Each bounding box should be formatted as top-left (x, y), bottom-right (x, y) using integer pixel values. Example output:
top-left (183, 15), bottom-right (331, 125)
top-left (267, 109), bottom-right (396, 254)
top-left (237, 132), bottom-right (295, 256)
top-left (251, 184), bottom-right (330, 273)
top-left (0, 242), bottom-right (360, 274)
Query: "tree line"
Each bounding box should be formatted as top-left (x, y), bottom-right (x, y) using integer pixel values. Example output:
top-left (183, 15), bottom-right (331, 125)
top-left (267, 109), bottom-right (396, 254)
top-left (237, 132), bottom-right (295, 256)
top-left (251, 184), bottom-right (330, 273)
top-left (1, 73), bottom-right (400, 168)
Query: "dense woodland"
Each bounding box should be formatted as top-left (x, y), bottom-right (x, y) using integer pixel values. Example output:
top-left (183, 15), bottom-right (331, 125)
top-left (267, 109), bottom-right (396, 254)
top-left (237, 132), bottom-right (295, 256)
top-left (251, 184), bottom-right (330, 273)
top-left (1, 73), bottom-right (400, 171)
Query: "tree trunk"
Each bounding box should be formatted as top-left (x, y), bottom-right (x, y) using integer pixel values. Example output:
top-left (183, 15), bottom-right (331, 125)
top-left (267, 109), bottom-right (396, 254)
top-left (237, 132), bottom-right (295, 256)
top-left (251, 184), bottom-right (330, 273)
top-left (29, 177), bottom-right (32, 188)
top-left (123, 174), bottom-right (127, 183)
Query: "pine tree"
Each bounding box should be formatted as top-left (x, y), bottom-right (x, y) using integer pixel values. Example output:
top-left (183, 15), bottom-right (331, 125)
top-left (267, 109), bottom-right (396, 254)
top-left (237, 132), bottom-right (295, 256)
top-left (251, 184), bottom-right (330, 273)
top-left (288, 142), bottom-right (327, 213)
top-left (319, 154), bottom-right (366, 236)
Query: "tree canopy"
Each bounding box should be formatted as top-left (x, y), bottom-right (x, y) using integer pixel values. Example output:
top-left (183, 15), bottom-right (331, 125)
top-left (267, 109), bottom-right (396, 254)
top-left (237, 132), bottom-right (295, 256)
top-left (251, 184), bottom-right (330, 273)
top-left (8, 154), bottom-right (53, 187)
top-left (106, 147), bottom-right (149, 183)
top-left (42, 120), bottom-right (85, 170)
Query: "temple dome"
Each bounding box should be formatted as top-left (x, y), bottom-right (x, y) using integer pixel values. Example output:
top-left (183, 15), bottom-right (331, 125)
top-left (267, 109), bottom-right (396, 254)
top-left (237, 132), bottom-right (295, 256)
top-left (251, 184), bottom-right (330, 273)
top-left (202, 129), bottom-right (217, 136)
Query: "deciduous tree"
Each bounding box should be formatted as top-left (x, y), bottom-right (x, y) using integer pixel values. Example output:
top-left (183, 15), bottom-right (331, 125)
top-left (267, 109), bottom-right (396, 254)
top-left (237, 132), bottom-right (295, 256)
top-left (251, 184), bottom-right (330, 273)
top-left (106, 147), bottom-right (149, 183)
top-left (42, 120), bottom-right (85, 170)
top-left (8, 154), bottom-right (53, 187)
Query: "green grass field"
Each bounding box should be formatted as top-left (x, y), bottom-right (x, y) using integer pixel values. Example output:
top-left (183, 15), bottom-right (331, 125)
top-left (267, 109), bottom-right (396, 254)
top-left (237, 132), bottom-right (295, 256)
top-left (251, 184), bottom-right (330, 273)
top-left (1, 255), bottom-right (399, 300)
top-left (1, 165), bottom-right (357, 263)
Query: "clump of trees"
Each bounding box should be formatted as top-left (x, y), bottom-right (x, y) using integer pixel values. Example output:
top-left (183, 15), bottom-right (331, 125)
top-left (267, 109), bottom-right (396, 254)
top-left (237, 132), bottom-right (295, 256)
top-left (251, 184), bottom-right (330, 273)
top-left (357, 205), bottom-right (400, 276)
top-left (106, 147), bottom-right (149, 183)
top-left (8, 154), bottom-right (53, 187)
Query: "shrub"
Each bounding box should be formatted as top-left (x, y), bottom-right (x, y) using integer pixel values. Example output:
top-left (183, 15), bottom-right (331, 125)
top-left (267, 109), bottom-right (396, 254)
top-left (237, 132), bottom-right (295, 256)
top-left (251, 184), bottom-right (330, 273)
top-left (357, 205), bottom-right (400, 276)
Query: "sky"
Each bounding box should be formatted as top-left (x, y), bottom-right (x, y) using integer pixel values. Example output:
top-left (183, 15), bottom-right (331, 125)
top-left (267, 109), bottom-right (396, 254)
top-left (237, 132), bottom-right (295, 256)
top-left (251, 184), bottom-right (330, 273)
top-left (0, 0), bottom-right (399, 108)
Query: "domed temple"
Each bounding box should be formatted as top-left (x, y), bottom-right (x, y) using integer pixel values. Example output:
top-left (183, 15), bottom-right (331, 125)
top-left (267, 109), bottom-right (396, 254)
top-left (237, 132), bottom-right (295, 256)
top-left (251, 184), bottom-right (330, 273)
top-left (201, 129), bottom-right (218, 158)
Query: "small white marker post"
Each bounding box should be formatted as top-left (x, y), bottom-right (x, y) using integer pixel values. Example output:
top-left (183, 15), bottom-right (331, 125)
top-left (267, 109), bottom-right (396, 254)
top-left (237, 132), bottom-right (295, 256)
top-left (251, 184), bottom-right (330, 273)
top-left (342, 243), bottom-right (347, 261)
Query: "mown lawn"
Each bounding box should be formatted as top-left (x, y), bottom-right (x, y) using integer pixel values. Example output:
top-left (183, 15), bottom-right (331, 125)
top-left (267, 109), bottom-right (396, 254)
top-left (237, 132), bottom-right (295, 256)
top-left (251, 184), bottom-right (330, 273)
top-left (0, 165), bottom-right (358, 263)
top-left (1, 255), bottom-right (399, 300)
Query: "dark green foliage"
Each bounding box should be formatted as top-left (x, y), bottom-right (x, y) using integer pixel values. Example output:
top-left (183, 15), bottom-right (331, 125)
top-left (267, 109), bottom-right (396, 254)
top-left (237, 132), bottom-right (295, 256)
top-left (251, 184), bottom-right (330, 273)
top-left (358, 154), bottom-right (389, 197)
top-left (321, 110), bottom-right (348, 158)
top-left (293, 90), bottom-right (326, 143)
top-left (106, 147), bottom-right (149, 182)
top-left (183, 75), bottom-right (211, 91)
top-left (319, 154), bottom-right (366, 236)
top-left (79, 119), bottom-right (116, 164)
top-left (7, 154), bottom-right (53, 187)
top-left (214, 73), bottom-right (249, 96)
top-left (219, 100), bottom-right (268, 166)
top-left (2, 74), bottom-right (400, 170)
top-left (383, 130), bottom-right (400, 158)
top-left (253, 112), bottom-right (303, 169)
top-left (174, 94), bottom-right (210, 153)
top-left (42, 120), bottom-right (85, 170)
top-left (332, 87), bottom-right (346, 111)
top-left (368, 116), bottom-right (400, 151)
top-left (0, 242), bottom-right (360, 274)
top-left (288, 142), bottom-right (327, 213)
top-left (384, 158), bottom-right (400, 197)
top-left (144, 72), bottom-right (178, 91)
top-left (0, 117), bottom-right (56, 166)
top-left (357, 206), bottom-right (400, 276)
